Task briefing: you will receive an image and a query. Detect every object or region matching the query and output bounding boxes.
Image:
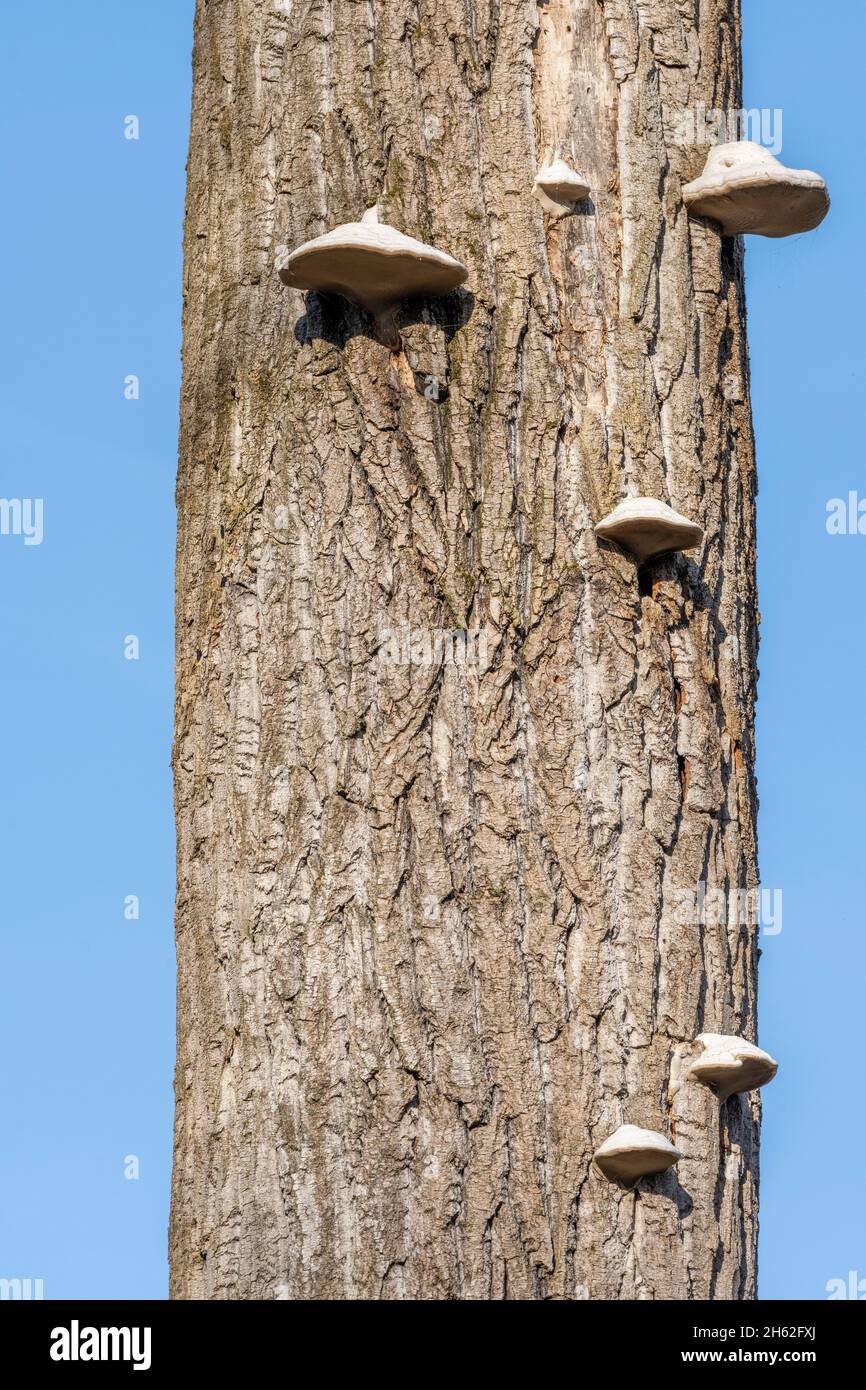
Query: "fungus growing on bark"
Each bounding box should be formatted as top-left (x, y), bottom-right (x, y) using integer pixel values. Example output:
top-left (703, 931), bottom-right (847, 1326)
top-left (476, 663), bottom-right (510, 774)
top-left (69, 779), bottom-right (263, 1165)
top-left (687, 1033), bottom-right (778, 1102)
top-left (533, 158), bottom-right (591, 218)
top-left (594, 497), bottom-right (704, 562)
top-left (682, 141), bottom-right (829, 237)
top-left (276, 207), bottom-right (468, 348)
top-left (593, 1125), bottom-right (682, 1184)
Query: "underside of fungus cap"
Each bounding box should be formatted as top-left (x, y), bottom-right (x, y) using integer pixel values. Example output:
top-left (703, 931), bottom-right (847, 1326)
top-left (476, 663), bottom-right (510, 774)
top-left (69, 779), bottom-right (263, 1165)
top-left (593, 1124), bottom-right (682, 1184)
top-left (594, 497), bottom-right (704, 562)
top-left (682, 141), bottom-right (829, 237)
top-left (533, 158), bottom-right (591, 216)
top-left (688, 1033), bottom-right (778, 1102)
top-left (276, 208), bottom-right (468, 343)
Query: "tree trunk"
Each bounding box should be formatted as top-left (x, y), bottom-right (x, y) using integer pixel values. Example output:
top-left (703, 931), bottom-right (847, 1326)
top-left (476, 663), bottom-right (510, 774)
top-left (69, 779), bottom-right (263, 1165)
top-left (171, 0), bottom-right (760, 1300)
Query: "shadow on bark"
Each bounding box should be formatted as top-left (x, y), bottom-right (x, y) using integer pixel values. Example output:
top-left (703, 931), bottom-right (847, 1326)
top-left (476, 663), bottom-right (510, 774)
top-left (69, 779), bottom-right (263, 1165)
top-left (293, 287), bottom-right (476, 351)
top-left (604, 1170), bottom-right (694, 1215)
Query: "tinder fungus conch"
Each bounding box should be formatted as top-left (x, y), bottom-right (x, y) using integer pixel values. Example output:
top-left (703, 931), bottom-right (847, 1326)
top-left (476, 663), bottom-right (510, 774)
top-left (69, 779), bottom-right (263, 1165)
top-left (682, 141), bottom-right (829, 238)
top-left (593, 1125), bottom-right (682, 1184)
top-left (687, 1033), bottom-right (779, 1102)
top-left (276, 207), bottom-right (468, 349)
top-left (594, 498), bottom-right (704, 562)
top-left (533, 158), bottom-right (591, 218)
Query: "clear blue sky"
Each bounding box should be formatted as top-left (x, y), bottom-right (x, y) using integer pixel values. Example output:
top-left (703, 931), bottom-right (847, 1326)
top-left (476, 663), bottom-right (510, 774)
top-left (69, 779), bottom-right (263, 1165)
top-left (0, 1), bottom-right (861, 1301)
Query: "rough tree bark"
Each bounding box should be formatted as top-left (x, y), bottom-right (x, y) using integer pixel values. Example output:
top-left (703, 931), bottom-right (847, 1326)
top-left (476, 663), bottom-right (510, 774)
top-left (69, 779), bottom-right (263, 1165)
top-left (171, 0), bottom-right (761, 1300)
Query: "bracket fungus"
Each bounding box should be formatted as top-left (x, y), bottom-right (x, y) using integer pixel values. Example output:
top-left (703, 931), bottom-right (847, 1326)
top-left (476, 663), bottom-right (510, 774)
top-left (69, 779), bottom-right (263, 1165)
top-left (532, 158), bottom-right (591, 218)
top-left (593, 1125), bottom-right (682, 1185)
top-left (687, 1033), bottom-right (778, 1102)
top-left (594, 497), bottom-right (704, 562)
top-left (276, 207), bottom-right (468, 349)
top-left (682, 141), bottom-right (829, 238)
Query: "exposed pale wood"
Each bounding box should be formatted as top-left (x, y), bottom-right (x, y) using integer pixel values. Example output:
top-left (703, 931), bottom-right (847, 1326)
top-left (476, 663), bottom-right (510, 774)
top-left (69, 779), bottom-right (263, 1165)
top-left (171, 0), bottom-right (761, 1300)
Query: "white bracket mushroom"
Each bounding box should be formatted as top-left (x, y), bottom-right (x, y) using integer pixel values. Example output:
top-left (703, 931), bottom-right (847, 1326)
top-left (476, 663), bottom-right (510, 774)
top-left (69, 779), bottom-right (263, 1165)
top-left (593, 1125), bottom-right (682, 1184)
top-left (594, 497), bottom-right (704, 562)
top-left (687, 1033), bottom-right (778, 1102)
top-left (533, 157), bottom-right (591, 219)
top-left (276, 207), bottom-right (468, 349)
top-left (682, 141), bottom-right (829, 238)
